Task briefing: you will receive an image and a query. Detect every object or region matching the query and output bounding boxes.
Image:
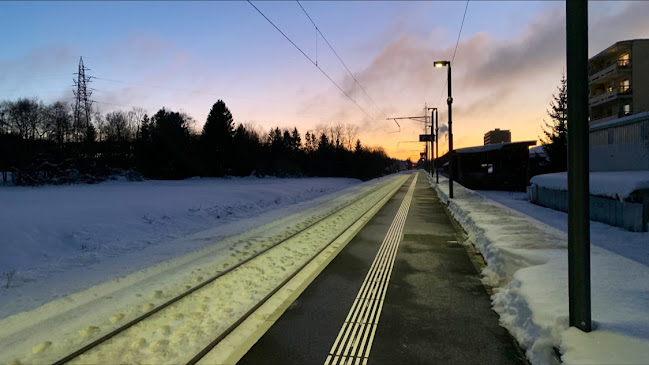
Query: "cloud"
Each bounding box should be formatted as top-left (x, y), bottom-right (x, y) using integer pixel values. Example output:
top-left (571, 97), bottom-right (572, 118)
top-left (305, 1), bottom-right (649, 158)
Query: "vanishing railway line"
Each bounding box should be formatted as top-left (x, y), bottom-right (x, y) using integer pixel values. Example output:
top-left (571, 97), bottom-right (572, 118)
top-left (32, 174), bottom-right (410, 364)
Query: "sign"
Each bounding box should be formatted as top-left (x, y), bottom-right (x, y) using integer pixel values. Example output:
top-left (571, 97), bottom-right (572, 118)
top-left (419, 134), bottom-right (434, 142)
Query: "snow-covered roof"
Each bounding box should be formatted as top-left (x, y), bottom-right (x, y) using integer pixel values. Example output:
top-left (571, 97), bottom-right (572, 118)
top-left (529, 145), bottom-right (547, 158)
top-left (455, 141), bottom-right (536, 154)
top-left (530, 171), bottom-right (649, 200)
top-left (590, 111), bottom-right (649, 131)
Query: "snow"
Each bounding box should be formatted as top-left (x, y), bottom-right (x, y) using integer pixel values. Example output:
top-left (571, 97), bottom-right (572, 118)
top-left (0, 176), bottom-right (362, 319)
top-left (530, 171), bottom-right (649, 200)
top-left (431, 175), bottom-right (649, 364)
top-left (0, 173), bottom-right (409, 364)
top-left (529, 145), bottom-right (546, 158)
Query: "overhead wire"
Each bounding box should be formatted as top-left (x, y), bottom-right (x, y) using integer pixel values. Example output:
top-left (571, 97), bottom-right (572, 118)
top-left (436, 0), bottom-right (470, 108)
top-left (296, 0), bottom-right (388, 119)
top-left (246, 0), bottom-right (385, 130)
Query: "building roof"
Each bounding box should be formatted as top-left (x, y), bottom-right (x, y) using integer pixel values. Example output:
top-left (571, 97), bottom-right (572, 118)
top-left (590, 111), bottom-right (649, 131)
top-left (454, 141), bottom-right (536, 154)
top-left (589, 38), bottom-right (649, 61)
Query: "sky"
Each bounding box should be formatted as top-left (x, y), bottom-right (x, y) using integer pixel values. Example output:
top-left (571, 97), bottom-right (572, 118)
top-left (1, 1), bottom-right (648, 160)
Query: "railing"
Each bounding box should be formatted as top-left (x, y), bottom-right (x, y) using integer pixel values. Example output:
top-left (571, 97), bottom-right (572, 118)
top-left (588, 59), bottom-right (631, 82)
top-left (589, 85), bottom-right (631, 106)
top-left (589, 89), bottom-right (618, 106)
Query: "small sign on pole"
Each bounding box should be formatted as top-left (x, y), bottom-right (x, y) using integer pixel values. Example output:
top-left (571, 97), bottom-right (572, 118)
top-left (419, 134), bottom-right (434, 142)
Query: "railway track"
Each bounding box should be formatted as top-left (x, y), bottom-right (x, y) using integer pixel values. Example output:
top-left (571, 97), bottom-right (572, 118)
top-left (3, 174), bottom-right (410, 365)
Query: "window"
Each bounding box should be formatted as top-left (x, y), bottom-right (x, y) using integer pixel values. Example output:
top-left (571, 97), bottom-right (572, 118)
top-left (619, 79), bottom-right (630, 92)
top-left (623, 103), bottom-right (631, 115)
top-left (618, 53), bottom-right (630, 66)
top-left (607, 80), bottom-right (615, 93)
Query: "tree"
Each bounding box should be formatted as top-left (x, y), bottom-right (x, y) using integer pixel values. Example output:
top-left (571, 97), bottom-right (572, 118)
top-left (541, 74), bottom-right (568, 172)
top-left (232, 123), bottom-right (261, 176)
top-left (354, 139), bottom-right (363, 153)
top-left (201, 100), bottom-right (234, 176)
top-left (46, 101), bottom-right (71, 147)
top-left (103, 111), bottom-right (131, 142)
top-left (5, 98), bottom-right (41, 140)
top-left (145, 107), bottom-right (194, 178)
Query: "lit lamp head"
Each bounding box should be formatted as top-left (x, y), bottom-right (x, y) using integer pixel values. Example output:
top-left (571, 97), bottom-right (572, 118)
top-left (433, 61), bottom-right (449, 68)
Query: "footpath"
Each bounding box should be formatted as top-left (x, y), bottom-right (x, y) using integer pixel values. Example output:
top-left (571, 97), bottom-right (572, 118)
top-left (238, 171), bottom-right (527, 364)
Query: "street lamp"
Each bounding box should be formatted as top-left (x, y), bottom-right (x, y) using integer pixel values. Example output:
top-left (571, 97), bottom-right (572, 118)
top-left (434, 60), bottom-right (453, 198)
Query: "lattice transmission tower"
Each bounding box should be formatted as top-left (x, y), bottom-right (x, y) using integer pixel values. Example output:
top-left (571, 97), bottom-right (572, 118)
top-left (73, 56), bottom-right (93, 142)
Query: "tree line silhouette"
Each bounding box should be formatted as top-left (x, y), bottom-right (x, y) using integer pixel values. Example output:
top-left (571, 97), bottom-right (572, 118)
top-left (0, 98), bottom-right (403, 185)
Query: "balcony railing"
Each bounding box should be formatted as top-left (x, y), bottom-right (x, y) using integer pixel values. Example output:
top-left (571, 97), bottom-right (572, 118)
top-left (589, 59), bottom-right (631, 83)
top-left (589, 85), bottom-right (632, 106)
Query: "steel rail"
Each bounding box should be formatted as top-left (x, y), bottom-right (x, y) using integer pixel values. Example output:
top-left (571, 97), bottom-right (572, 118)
top-left (52, 176), bottom-right (405, 365)
top-left (186, 175), bottom-right (408, 364)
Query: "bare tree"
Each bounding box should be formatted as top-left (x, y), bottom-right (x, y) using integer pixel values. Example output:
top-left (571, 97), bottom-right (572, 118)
top-left (342, 124), bottom-right (359, 150)
top-left (128, 107), bottom-right (146, 140)
top-left (45, 101), bottom-right (71, 147)
top-left (103, 111), bottom-right (130, 142)
top-left (5, 98), bottom-right (42, 140)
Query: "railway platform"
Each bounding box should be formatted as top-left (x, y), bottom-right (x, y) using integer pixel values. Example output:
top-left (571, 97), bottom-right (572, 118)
top-left (238, 171), bottom-right (527, 365)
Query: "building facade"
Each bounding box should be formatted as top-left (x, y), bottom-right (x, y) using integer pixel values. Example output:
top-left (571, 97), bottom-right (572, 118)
top-left (483, 128), bottom-right (511, 145)
top-left (589, 39), bottom-right (649, 126)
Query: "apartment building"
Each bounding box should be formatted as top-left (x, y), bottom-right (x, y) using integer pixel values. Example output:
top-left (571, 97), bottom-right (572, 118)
top-left (483, 128), bottom-right (511, 145)
top-left (589, 39), bottom-right (649, 125)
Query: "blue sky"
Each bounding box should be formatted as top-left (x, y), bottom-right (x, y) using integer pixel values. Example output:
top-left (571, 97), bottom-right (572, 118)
top-left (1, 1), bottom-right (647, 159)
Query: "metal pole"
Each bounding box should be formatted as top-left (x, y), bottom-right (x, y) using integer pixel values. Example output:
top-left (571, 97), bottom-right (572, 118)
top-left (448, 64), bottom-right (454, 199)
top-left (566, 0), bottom-right (591, 332)
top-left (436, 108), bottom-right (439, 184)
top-left (431, 109), bottom-right (434, 179)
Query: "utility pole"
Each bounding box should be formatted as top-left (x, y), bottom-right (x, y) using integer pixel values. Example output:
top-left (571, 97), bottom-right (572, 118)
top-left (447, 64), bottom-right (453, 198)
top-left (73, 56), bottom-right (93, 143)
top-left (427, 107), bottom-right (438, 182)
top-left (386, 114), bottom-right (430, 171)
top-left (566, 0), bottom-right (591, 332)
top-left (435, 108), bottom-right (439, 183)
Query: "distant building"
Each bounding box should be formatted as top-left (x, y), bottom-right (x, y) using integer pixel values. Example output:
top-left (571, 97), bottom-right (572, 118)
top-left (437, 141), bottom-right (536, 191)
top-left (589, 39), bottom-right (649, 126)
top-left (484, 128), bottom-right (511, 145)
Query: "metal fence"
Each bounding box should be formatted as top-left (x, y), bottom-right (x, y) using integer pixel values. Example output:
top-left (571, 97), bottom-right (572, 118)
top-left (589, 112), bottom-right (649, 171)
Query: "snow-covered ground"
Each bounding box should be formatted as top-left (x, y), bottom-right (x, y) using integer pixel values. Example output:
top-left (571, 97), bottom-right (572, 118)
top-left (530, 171), bottom-right (649, 200)
top-left (0, 174), bottom-right (408, 364)
top-left (431, 175), bottom-right (649, 364)
top-left (0, 176), bottom-right (363, 320)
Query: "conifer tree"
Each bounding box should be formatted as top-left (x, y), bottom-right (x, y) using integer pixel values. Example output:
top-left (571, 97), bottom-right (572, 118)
top-left (541, 74), bottom-right (568, 172)
top-left (202, 100), bottom-right (234, 176)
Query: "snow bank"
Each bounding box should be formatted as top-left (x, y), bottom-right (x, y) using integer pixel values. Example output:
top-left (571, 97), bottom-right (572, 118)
top-left (0, 176), bottom-right (361, 319)
top-left (431, 175), bottom-right (649, 365)
top-left (530, 171), bottom-right (649, 200)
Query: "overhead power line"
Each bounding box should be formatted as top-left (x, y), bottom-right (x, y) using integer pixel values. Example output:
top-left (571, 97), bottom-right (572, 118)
top-left (296, 0), bottom-right (388, 119)
top-left (437, 0), bottom-right (470, 107)
top-left (246, 0), bottom-right (385, 129)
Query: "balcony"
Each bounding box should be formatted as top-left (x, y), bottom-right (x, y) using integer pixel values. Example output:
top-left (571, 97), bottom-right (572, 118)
top-left (589, 85), bottom-right (631, 107)
top-left (589, 59), bottom-right (631, 83)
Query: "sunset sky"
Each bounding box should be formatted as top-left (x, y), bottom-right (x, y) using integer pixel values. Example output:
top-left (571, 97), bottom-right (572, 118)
top-left (1, 1), bottom-right (648, 160)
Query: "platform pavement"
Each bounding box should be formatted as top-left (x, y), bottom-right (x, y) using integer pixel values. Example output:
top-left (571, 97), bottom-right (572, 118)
top-left (238, 172), bottom-right (527, 365)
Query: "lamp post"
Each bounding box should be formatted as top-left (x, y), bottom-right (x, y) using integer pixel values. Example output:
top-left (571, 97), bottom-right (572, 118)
top-left (434, 60), bottom-right (453, 198)
top-left (566, 0), bottom-right (591, 333)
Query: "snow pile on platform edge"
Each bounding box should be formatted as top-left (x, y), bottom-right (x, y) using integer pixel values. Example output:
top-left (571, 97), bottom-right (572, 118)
top-left (429, 173), bottom-right (649, 365)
